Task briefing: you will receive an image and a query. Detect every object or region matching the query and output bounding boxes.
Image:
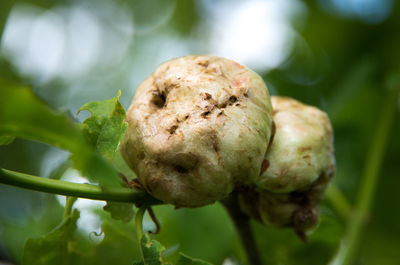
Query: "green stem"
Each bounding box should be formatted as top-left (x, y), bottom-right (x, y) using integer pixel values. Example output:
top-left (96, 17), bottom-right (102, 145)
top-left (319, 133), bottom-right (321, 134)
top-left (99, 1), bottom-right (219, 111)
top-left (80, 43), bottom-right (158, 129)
top-left (64, 197), bottom-right (77, 219)
top-left (135, 206), bottom-right (147, 263)
top-left (0, 168), bottom-right (161, 205)
top-left (221, 193), bottom-right (264, 265)
top-left (326, 183), bottom-right (352, 220)
top-left (332, 89), bottom-right (398, 265)
top-left (0, 0), bottom-right (13, 41)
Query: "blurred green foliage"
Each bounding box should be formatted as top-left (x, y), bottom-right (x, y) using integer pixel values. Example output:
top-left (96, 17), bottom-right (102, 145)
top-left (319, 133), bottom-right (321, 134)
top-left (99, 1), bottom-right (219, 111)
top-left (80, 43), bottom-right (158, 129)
top-left (0, 85), bottom-right (121, 188)
top-left (1, 0), bottom-right (400, 265)
top-left (22, 209), bottom-right (80, 265)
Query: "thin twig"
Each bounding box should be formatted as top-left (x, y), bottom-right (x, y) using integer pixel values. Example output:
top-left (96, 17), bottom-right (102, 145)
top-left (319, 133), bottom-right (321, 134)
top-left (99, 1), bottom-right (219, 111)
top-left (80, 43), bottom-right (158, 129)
top-left (64, 196), bottom-right (77, 219)
top-left (135, 206), bottom-right (147, 263)
top-left (221, 192), bottom-right (263, 265)
top-left (148, 207), bottom-right (161, 234)
top-left (325, 183), bottom-right (352, 220)
top-left (0, 168), bottom-right (161, 205)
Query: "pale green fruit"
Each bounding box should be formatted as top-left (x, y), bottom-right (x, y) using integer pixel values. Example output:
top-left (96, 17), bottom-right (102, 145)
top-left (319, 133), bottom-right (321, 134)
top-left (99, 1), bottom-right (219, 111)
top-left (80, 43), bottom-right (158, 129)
top-left (255, 96), bottom-right (335, 193)
top-left (239, 96), bottom-right (335, 235)
top-left (120, 55), bottom-right (273, 207)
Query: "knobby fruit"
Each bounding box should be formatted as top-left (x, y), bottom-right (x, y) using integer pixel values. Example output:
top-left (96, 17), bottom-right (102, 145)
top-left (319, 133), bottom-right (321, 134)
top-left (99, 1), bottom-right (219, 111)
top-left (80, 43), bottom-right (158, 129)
top-left (256, 96), bottom-right (335, 193)
top-left (121, 55), bottom-right (273, 207)
top-left (120, 55), bottom-right (335, 235)
top-left (238, 96), bottom-right (335, 235)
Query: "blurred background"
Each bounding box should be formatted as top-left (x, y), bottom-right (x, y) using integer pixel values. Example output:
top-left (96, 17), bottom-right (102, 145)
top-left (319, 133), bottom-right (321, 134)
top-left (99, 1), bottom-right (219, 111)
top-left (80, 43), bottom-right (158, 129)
top-left (0, 0), bottom-right (399, 264)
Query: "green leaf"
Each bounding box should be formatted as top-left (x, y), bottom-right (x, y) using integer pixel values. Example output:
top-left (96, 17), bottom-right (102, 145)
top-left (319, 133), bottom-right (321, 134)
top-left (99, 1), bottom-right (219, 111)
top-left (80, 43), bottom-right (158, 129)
top-left (139, 233), bottom-right (171, 265)
top-left (70, 217), bottom-right (141, 265)
top-left (176, 253), bottom-right (213, 265)
top-left (134, 233), bottom-right (212, 265)
top-left (112, 151), bottom-right (136, 180)
top-left (77, 91), bottom-right (137, 221)
top-left (103, 201), bottom-right (135, 223)
top-left (0, 135), bottom-right (15, 145)
top-left (77, 90), bottom-right (128, 161)
top-left (0, 84), bottom-right (120, 187)
top-left (22, 209), bottom-right (80, 265)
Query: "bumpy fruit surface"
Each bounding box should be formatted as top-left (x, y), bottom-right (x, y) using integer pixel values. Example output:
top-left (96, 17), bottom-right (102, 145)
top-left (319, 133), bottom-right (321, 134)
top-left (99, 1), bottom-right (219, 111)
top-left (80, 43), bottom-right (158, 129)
top-left (121, 55), bottom-right (273, 207)
top-left (255, 96), bottom-right (335, 193)
top-left (239, 96), bottom-right (335, 233)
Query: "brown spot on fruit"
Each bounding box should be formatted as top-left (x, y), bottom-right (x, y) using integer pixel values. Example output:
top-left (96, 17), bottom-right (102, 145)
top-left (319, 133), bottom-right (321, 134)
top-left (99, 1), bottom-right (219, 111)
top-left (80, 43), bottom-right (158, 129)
top-left (229, 95), bottom-right (237, 103)
top-left (268, 121), bottom-right (276, 149)
top-left (181, 114), bottom-right (190, 121)
top-left (218, 102), bottom-right (227, 108)
top-left (298, 146), bottom-right (312, 152)
top-left (197, 60), bottom-right (209, 67)
top-left (260, 159), bottom-right (270, 175)
top-left (292, 207), bottom-right (318, 231)
top-left (137, 152), bottom-right (145, 160)
top-left (168, 125), bottom-right (178, 134)
top-left (151, 90), bottom-right (166, 108)
top-left (201, 111), bottom-right (211, 118)
top-left (174, 164), bottom-right (189, 174)
top-left (211, 137), bottom-right (219, 153)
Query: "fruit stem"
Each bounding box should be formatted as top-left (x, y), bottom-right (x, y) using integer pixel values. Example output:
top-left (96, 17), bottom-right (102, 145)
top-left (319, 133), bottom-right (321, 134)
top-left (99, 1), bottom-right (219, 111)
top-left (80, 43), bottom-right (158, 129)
top-left (221, 192), bottom-right (264, 265)
top-left (64, 196), bottom-right (77, 219)
top-left (135, 206), bottom-right (147, 263)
